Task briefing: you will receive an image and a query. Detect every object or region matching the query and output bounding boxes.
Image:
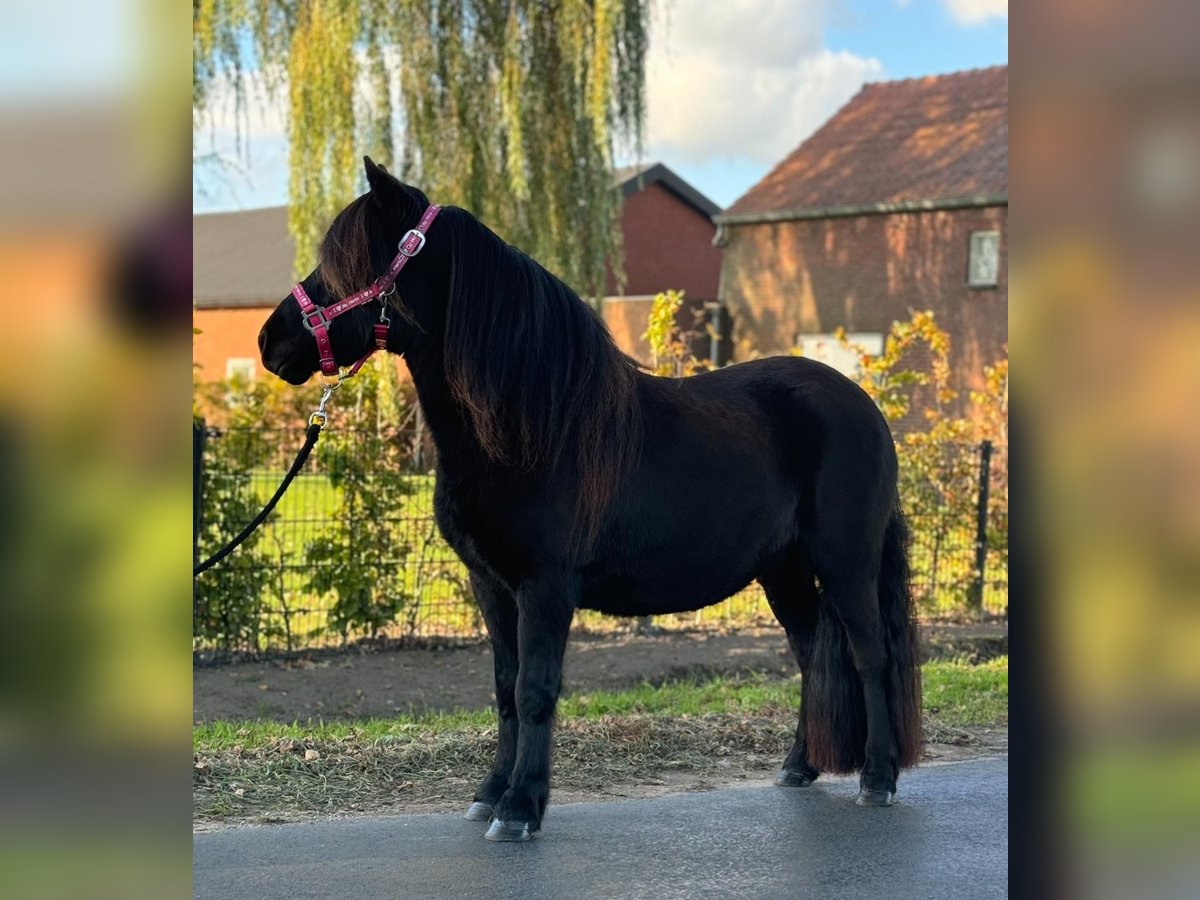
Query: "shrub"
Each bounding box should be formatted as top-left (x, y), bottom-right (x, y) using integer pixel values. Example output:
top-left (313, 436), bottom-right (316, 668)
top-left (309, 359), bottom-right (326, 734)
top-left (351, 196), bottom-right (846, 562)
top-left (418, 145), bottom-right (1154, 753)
top-left (836, 314), bottom-right (1008, 616)
top-left (301, 359), bottom-right (420, 640)
top-left (193, 420), bottom-right (274, 650)
top-left (642, 290), bottom-right (713, 377)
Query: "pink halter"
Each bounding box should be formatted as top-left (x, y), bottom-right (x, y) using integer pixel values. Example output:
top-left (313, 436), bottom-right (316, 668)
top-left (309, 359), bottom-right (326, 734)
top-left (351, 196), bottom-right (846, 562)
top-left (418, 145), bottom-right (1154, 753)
top-left (292, 203), bottom-right (441, 378)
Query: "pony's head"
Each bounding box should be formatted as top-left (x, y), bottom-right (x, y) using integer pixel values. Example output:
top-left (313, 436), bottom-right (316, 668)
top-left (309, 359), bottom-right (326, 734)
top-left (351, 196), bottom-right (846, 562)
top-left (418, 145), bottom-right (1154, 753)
top-left (258, 157), bottom-right (438, 384)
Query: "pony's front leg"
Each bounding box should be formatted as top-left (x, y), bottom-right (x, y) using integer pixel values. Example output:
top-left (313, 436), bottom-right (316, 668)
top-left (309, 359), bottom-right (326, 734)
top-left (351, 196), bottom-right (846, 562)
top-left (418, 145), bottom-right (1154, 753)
top-left (485, 572), bottom-right (576, 842)
top-left (465, 571), bottom-right (518, 823)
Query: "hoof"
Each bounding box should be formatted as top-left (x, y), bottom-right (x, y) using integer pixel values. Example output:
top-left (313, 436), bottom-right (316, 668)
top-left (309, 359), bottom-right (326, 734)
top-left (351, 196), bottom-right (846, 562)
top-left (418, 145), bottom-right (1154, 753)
top-left (855, 788), bottom-right (896, 807)
top-left (464, 802), bottom-right (494, 822)
top-left (774, 768), bottom-right (818, 788)
top-left (484, 819), bottom-right (538, 842)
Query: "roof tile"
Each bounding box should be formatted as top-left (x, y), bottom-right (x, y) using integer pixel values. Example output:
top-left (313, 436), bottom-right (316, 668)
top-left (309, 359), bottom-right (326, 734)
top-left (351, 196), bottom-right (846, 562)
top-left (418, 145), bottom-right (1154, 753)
top-left (193, 206), bottom-right (295, 308)
top-left (723, 66), bottom-right (1007, 219)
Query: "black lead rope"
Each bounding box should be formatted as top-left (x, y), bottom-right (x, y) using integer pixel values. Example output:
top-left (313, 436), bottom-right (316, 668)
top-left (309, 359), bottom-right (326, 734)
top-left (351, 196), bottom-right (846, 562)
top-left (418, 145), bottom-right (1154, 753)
top-left (193, 420), bottom-right (323, 577)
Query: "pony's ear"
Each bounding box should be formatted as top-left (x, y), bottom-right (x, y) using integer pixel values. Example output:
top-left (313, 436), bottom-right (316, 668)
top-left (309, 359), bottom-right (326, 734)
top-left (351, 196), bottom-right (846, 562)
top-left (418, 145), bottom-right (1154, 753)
top-left (364, 155), bottom-right (422, 217)
top-left (364, 155), bottom-right (392, 192)
top-left (362, 157), bottom-right (405, 202)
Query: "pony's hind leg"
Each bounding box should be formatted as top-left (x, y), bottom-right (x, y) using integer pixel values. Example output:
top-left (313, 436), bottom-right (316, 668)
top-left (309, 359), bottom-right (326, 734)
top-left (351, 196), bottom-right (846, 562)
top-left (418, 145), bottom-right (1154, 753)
top-left (819, 569), bottom-right (900, 805)
top-left (758, 547), bottom-right (822, 787)
top-left (815, 510), bottom-right (924, 805)
top-left (802, 481), bottom-right (922, 806)
top-left (465, 571), bottom-right (519, 823)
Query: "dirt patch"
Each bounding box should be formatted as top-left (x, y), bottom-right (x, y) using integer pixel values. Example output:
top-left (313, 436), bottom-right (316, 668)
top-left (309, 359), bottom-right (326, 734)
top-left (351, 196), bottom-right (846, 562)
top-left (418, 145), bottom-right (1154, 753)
top-left (194, 623), bottom-right (1005, 724)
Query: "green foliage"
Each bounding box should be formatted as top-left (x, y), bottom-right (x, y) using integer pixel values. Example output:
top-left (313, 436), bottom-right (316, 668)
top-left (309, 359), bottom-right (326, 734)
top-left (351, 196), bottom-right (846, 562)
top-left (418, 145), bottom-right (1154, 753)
top-left (298, 360), bottom-right (419, 640)
top-left (641, 290), bottom-right (713, 377)
top-left (193, 359), bottom-right (428, 650)
top-left (835, 313), bottom-right (1009, 617)
top-left (193, 372), bottom-right (311, 650)
top-left (193, 425), bottom-right (274, 651)
top-left (833, 310), bottom-right (956, 424)
top-left (192, 0), bottom-right (649, 298)
top-left (193, 368), bottom-right (315, 443)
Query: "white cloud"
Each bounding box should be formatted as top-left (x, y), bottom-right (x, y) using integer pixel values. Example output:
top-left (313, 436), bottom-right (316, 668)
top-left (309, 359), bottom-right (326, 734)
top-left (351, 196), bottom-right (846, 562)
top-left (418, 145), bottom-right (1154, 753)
top-left (942, 0), bottom-right (1007, 26)
top-left (660, 0), bottom-right (827, 66)
top-left (644, 0), bottom-right (883, 165)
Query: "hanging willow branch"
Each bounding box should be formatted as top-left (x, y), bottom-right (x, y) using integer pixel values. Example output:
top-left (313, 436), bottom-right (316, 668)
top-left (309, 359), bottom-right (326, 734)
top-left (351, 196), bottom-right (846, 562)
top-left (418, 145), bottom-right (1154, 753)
top-left (193, 0), bottom-right (648, 300)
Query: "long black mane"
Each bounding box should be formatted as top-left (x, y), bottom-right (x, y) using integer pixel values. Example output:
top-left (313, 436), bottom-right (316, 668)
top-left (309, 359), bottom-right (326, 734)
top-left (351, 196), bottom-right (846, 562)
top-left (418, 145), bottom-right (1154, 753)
top-left (321, 193), bottom-right (643, 542)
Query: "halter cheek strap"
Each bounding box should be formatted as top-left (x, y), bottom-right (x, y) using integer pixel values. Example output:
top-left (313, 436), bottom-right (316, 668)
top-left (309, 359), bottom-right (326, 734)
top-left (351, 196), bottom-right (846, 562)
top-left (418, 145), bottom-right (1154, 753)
top-left (292, 282), bottom-right (337, 375)
top-left (292, 203), bottom-right (441, 378)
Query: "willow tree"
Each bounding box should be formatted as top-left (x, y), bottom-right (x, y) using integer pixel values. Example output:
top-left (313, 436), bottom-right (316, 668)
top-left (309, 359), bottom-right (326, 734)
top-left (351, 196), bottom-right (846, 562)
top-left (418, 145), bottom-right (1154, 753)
top-left (194, 0), bottom-right (648, 300)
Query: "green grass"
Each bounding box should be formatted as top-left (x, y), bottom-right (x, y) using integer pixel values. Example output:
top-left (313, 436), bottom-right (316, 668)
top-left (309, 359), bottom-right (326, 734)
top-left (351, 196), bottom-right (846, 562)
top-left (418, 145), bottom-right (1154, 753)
top-left (194, 658), bottom-right (1007, 752)
top-left (196, 709), bottom-right (495, 749)
top-left (562, 674), bottom-right (797, 718)
top-left (921, 656), bottom-right (1009, 726)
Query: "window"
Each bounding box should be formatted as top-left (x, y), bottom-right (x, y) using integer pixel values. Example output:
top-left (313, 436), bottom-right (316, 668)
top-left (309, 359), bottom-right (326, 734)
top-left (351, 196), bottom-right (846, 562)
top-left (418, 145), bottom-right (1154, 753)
top-left (226, 357), bottom-right (256, 383)
top-left (797, 332), bottom-right (883, 379)
top-left (968, 230), bottom-right (1001, 287)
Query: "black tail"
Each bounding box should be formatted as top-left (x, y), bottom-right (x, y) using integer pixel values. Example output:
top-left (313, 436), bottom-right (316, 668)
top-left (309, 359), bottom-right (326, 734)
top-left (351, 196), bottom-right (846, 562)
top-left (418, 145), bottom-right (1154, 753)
top-left (879, 507), bottom-right (924, 767)
top-left (804, 505), bottom-right (923, 773)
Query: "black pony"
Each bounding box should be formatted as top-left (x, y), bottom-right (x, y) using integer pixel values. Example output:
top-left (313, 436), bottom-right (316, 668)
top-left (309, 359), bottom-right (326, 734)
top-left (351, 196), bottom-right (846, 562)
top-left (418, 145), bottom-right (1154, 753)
top-left (259, 158), bottom-right (922, 841)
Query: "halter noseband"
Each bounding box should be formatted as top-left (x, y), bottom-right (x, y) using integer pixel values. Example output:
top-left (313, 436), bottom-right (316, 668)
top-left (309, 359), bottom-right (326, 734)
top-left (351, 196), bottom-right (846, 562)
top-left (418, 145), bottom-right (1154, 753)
top-left (292, 203), bottom-right (441, 380)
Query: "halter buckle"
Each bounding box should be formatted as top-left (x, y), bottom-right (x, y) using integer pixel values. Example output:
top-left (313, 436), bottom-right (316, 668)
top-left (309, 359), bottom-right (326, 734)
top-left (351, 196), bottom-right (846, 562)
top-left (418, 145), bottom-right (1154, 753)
top-left (302, 307), bottom-right (332, 334)
top-left (398, 228), bottom-right (426, 257)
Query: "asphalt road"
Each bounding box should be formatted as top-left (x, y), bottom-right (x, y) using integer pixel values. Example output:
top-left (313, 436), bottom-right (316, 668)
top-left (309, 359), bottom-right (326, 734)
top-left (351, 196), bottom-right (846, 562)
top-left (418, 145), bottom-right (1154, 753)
top-left (195, 757), bottom-right (1007, 900)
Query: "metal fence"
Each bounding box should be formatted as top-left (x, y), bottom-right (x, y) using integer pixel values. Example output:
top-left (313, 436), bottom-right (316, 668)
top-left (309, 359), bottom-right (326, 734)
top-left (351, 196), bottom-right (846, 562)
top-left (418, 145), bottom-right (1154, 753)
top-left (194, 421), bottom-right (1007, 654)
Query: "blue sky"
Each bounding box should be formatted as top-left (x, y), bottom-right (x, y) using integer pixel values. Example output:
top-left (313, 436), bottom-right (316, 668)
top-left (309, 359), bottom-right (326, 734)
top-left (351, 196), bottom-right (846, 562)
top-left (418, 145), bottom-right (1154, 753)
top-left (827, 0), bottom-right (1007, 82)
top-left (193, 0), bottom-right (1006, 214)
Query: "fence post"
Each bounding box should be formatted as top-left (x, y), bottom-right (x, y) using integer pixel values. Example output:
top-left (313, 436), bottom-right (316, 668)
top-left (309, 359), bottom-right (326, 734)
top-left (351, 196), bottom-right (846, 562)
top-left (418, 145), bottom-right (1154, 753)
top-left (971, 440), bottom-right (994, 619)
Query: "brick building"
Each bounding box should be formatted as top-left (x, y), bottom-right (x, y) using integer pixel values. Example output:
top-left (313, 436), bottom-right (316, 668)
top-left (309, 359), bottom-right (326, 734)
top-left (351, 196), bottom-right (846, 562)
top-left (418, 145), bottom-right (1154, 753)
top-left (601, 163), bottom-right (723, 362)
top-left (193, 206), bottom-right (294, 383)
top-left (193, 164), bottom-right (721, 382)
top-left (714, 66), bottom-right (1008, 422)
